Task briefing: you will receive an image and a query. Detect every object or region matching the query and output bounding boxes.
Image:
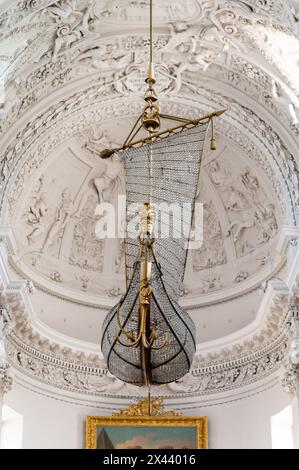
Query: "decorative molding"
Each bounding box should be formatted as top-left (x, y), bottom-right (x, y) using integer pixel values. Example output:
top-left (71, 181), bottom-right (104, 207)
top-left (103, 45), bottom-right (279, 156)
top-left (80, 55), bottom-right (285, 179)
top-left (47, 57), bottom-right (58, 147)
top-left (281, 304), bottom-right (299, 394)
top-left (0, 265), bottom-right (293, 399)
top-left (0, 82), bottom-right (294, 309)
top-left (0, 304), bottom-right (13, 399)
top-left (0, 0), bottom-right (298, 401)
top-left (0, 364), bottom-right (13, 400)
top-left (0, 218), bottom-right (296, 400)
top-left (1, 85), bottom-right (295, 223)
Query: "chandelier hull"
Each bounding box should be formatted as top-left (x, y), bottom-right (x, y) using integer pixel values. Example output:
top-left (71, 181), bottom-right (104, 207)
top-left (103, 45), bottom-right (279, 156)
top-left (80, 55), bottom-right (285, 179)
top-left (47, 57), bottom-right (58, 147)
top-left (101, 257), bottom-right (196, 386)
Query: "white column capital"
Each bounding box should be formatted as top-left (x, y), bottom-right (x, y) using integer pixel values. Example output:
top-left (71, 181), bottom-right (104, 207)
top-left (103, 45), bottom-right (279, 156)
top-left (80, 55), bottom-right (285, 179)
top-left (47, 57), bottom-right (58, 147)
top-left (282, 305), bottom-right (299, 394)
top-left (0, 304), bottom-right (12, 335)
top-left (0, 364), bottom-right (12, 400)
top-left (0, 304), bottom-right (13, 400)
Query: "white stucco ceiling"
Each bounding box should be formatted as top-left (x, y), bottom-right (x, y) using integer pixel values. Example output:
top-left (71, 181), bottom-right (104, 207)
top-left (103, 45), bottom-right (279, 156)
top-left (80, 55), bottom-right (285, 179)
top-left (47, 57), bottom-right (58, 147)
top-left (0, 0), bottom-right (299, 351)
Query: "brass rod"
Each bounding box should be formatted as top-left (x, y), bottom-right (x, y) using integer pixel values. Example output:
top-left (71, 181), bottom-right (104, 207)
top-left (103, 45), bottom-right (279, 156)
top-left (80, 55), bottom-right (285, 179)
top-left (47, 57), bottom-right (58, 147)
top-left (146, 0), bottom-right (155, 82)
top-left (127, 124), bottom-right (143, 146)
top-left (140, 238), bottom-right (151, 387)
top-left (123, 114), bottom-right (143, 146)
top-left (160, 113), bottom-right (193, 123)
top-left (101, 109), bottom-right (226, 157)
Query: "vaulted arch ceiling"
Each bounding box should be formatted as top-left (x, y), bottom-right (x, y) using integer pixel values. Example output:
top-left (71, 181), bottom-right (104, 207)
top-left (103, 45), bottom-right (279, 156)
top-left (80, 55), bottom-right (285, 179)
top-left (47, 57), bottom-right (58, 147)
top-left (0, 0), bottom-right (299, 360)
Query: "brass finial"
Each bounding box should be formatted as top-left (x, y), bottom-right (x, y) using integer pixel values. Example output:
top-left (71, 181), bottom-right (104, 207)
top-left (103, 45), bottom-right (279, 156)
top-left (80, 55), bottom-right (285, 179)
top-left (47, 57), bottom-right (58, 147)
top-left (100, 148), bottom-right (115, 159)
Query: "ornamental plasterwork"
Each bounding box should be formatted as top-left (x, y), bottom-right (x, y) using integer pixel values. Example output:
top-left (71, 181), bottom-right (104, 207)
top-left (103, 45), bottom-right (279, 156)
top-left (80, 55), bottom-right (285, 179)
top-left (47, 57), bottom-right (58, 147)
top-left (2, 50), bottom-right (298, 143)
top-left (5, 326), bottom-right (289, 398)
top-left (10, 142), bottom-right (280, 301)
top-left (1, 93), bottom-right (286, 302)
top-left (2, 270), bottom-right (291, 368)
top-left (281, 304), bottom-right (299, 394)
top-left (0, 56), bottom-right (296, 229)
top-left (0, 68), bottom-right (291, 305)
top-left (243, 24), bottom-right (299, 94)
top-left (1, 87), bottom-right (291, 218)
top-left (213, 59), bottom-right (299, 136)
top-left (0, 0), bottom-right (298, 399)
top-left (0, 365), bottom-right (13, 400)
top-left (192, 200), bottom-right (227, 272)
top-left (0, 230), bottom-right (294, 398)
top-left (0, 0), bottom-right (292, 50)
top-left (0, 305), bottom-right (13, 399)
top-left (0, 1), bottom-right (297, 129)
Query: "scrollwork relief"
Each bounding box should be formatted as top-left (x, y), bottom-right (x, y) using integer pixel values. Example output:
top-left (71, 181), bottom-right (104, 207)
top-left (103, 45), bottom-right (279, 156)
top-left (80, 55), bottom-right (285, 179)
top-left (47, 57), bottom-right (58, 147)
top-left (207, 159), bottom-right (278, 257)
top-left (5, 328), bottom-right (289, 398)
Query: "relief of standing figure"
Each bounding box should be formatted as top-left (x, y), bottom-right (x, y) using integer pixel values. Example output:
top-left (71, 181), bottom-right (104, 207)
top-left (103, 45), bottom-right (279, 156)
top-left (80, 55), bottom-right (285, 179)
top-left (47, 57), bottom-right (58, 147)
top-left (42, 188), bottom-right (73, 252)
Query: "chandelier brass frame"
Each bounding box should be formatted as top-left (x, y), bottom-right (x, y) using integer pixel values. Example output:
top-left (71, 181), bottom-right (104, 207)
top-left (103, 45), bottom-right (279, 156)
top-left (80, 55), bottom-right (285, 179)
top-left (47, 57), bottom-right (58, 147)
top-left (100, 0), bottom-right (226, 388)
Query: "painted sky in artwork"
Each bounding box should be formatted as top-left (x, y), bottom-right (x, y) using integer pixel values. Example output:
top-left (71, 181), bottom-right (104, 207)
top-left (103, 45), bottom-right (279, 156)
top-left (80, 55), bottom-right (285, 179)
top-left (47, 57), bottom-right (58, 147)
top-left (96, 426), bottom-right (196, 449)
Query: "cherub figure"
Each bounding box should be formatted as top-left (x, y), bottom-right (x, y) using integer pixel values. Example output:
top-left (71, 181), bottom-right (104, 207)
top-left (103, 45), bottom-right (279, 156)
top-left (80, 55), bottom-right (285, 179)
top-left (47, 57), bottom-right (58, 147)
top-left (225, 186), bottom-right (255, 242)
top-left (27, 192), bottom-right (48, 245)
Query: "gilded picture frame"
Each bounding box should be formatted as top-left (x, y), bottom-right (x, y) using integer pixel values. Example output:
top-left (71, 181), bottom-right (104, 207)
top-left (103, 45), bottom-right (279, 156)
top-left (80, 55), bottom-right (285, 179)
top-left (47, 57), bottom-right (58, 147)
top-left (86, 397), bottom-right (208, 450)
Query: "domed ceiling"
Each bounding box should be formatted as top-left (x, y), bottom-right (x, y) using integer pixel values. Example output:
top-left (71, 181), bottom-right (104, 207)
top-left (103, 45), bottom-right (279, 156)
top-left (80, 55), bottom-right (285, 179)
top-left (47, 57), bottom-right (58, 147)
top-left (0, 0), bottom-right (298, 352)
top-left (11, 125), bottom-right (282, 303)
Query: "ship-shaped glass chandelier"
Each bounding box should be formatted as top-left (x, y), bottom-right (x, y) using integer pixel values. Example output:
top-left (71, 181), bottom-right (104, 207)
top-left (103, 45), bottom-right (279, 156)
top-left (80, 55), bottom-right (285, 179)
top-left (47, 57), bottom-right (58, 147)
top-left (101, 0), bottom-right (225, 386)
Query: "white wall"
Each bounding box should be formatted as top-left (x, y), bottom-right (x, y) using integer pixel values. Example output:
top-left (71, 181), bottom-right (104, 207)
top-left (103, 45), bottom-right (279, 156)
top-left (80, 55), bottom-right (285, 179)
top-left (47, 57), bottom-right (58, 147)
top-left (3, 375), bottom-right (293, 449)
top-left (0, 405), bottom-right (23, 449)
top-left (271, 405), bottom-right (294, 449)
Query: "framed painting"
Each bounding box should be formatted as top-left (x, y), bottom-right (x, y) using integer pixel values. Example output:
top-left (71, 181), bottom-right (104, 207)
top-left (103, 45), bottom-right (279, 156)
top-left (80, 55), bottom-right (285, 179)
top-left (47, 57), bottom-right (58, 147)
top-left (86, 397), bottom-right (208, 449)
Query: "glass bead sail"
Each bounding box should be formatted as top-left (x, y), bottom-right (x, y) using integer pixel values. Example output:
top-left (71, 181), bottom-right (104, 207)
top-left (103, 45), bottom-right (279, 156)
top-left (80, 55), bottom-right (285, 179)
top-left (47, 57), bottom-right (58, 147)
top-left (123, 124), bottom-right (209, 300)
top-left (101, 123), bottom-right (209, 386)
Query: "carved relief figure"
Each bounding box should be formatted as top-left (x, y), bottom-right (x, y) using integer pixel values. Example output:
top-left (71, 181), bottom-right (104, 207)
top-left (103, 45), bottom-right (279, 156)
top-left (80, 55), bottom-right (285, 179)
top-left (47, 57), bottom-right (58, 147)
top-left (26, 192), bottom-right (48, 245)
top-left (193, 201), bottom-right (226, 271)
top-left (52, 26), bottom-right (83, 61)
top-left (200, 273), bottom-right (222, 294)
top-left (291, 5), bottom-right (299, 35)
top-left (93, 154), bottom-right (124, 204)
top-left (81, 0), bottom-right (96, 31)
top-left (254, 203), bottom-right (278, 243)
top-left (162, 23), bottom-right (218, 84)
top-left (208, 160), bottom-right (231, 187)
top-left (48, 0), bottom-right (83, 23)
top-left (240, 169), bottom-right (278, 242)
top-left (225, 186), bottom-right (255, 242)
top-left (223, 168), bottom-right (278, 252)
top-left (241, 168), bottom-right (266, 220)
top-left (0, 156), bottom-right (9, 183)
top-left (50, 0), bottom-right (96, 61)
top-left (23, 176), bottom-right (48, 245)
top-left (84, 129), bottom-right (124, 204)
top-left (84, 129), bottom-right (118, 157)
top-left (83, 53), bottom-right (131, 73)
top-left (42, 188), bottom-right (73, 253)
top-left (165, 23), bottom-right (197, 55)
top-left (69, 193), bottom-right (104, 272)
